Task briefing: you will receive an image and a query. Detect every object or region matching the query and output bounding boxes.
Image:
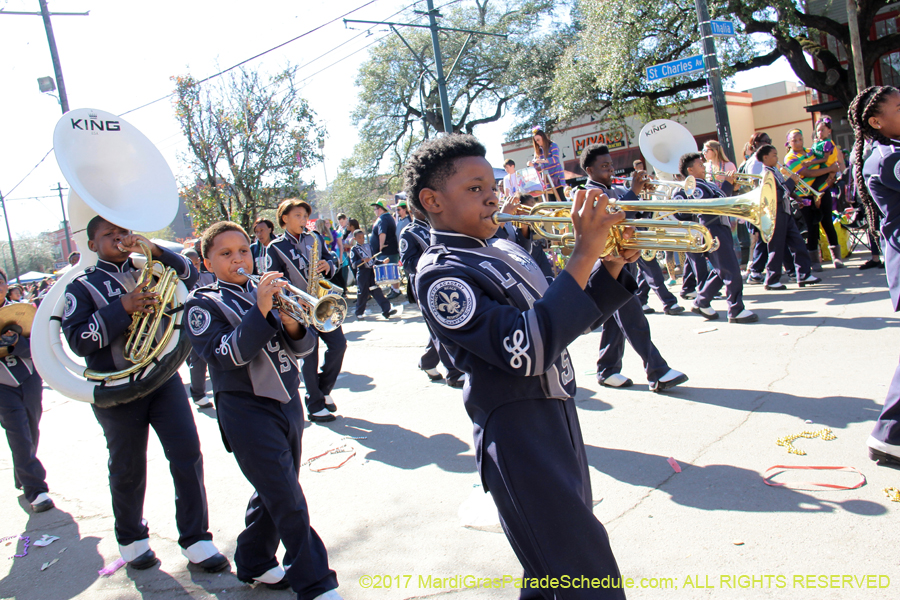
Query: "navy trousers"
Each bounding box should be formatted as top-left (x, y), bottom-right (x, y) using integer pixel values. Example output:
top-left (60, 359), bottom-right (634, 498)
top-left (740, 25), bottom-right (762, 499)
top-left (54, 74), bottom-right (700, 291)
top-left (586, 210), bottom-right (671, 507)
top-left (91, 375), bottom-right (211, 548)
top-left (481, 398), bottom-right (626, 600)
top-left (765, 210), bottom-right (812, 286)
top-left (695, 221), bottom-right (746, 318)
top-left (597, 295), bottom-right (669, 384)
top-left (354, 268), bottom-right (391, 317)
top-left (752, 225), bottom-right (796, 277)
top-left (681, 254), bottom-right (708, 296)
top-left (419, 322), bottom-right (463, 379)
top-left (0, 373), bottom-right (48, 503)
top-left (216, 391), bottom-right (338, 597)
top-left (873, 357), bottom-right (900, 447)
top-left (636, 256), bottom-right (677, 308)
top-left (302, 327), bottom-right (346, 414)
top-left (187, 349), bottom-right (209, 402)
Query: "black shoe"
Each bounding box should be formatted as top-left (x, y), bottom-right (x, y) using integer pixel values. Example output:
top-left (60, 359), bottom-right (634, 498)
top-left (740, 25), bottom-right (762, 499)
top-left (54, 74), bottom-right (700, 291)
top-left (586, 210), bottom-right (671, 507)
top-left (129, 550), bottom-right (160, 570)
top-left (728, 310), bottom-right (759, 324)
top-left (765, 283), bottom-right (786, 290)
top-left (195, 553), bottom-right (230, 573)
top-left (308, 411), bottom-right (337, 423)
top-left (663, 305), bottom-right (685, 315)
top-left (798, 274), bottom-right (821, 287)
top-left (193, 399), bottom-right (213, 409)
top-left (641, 304), bottom-right (655, 314)
top-left (421, 367), bottom-right (444, 381)
top-left (680, 291), bottom-right (697, 299)
top-left (30, 493), bottom-right (54, 513)
top-left (385, 290), bottom-right (401, 300)
top-left (446, 375), bottom-right (465, 388)
top-left (860, 259), bottom-right (884, 270)
top-left (237, 574), bottom-right (291, 590)
top-left (382, 309), bottom-right (397, 318)
top-left (746, 274), bottom-right (764, 284)
top-left (649, 370), bottom-right (688, 393)
top-left (691, 305), bottom-right (719, 320)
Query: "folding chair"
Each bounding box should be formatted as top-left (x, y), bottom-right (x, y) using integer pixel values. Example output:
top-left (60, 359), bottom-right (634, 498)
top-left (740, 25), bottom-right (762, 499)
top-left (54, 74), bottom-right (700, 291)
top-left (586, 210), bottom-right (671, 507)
top-left (840, 207), bottom-right (870, 255)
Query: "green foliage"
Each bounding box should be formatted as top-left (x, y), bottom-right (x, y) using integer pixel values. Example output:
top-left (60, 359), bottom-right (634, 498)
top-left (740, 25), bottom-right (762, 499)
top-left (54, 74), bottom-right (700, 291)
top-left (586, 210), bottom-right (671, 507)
top-left (323, 156), bottom-right (396, 228)
top-left (552, 0), bottom-right (767, 124)
top-left (135, 226), bottom-right (176, 242)
top-left (172, 66), bottom-right (325, 232)
top-left (0, 236), bottom-right (56, 276)
top-left (351, 0), bottom-right (561, 169)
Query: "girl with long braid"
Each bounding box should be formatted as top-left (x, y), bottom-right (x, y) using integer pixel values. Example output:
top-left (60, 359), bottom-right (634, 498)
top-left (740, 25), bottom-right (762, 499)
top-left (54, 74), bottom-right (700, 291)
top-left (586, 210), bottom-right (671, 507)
top-left (849, 85), bottom-right (900, 467)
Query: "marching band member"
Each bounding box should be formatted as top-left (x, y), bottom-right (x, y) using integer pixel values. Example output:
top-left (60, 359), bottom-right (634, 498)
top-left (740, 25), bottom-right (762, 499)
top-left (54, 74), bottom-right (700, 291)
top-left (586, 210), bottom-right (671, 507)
top-left (250, 218), bottom-right (276, 275)
top-left (185, 222), bottom-right (341, 598)
top-left (61, 217), bottom-right (227, 572)
top-left (674, 153), bottom-right (759, 323)
top-left (370, 199), bottom-right (402, 299)
top-left (182, 248), bottom-right (216, 408)
top-left (581, 144), bottom-right (688, 392)
top-left (0, 268), bottom-right (53, 513)
top-left (265, 199), bottom-right (343, 424)
top-left (399, 207), bottom-right (464, 386)
top-left (406, 134), bottom-right (639, 597)
top-left (754, 145), bottom-right (817, 289)
top-left (849, 85), bottom-right (900, 467)
top-left (349, 229), bottom-right (396, 320)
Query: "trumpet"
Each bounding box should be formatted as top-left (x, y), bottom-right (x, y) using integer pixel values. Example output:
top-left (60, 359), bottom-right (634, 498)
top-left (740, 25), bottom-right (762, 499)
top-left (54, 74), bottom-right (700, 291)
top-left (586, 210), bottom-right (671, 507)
top-left (777, 162), bottom-right (823, 201)
top-left (615, 175), bottom-right (696, 200)
top-left (238, 268), bottom-right (346, 333)
top-left (493, 170), bottom-right (779, 256)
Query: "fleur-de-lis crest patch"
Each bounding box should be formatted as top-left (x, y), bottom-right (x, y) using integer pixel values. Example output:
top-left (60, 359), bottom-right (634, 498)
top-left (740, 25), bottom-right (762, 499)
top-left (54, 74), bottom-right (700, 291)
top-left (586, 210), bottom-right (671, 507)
top-left (428, 278), bottom-right (475, 329)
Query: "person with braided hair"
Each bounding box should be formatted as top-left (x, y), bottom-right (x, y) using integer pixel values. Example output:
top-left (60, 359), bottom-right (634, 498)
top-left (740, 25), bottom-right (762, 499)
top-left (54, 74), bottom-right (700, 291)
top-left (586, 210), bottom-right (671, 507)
top-left (849, 85), bottom-right (900, 467)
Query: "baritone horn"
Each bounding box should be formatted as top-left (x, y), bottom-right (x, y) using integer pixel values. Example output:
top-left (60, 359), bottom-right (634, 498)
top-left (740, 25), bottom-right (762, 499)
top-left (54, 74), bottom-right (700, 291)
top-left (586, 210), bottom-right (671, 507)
top-left (494, 170), bottom-right (779, 256)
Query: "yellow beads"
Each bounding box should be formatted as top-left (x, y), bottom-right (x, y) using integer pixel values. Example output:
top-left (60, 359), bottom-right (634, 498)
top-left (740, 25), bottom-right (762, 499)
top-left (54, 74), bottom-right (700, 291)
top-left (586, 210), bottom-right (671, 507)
top-left (776, 428), bottom-right (837, 455)
top-left (885, 487), bottom-right (900, 503)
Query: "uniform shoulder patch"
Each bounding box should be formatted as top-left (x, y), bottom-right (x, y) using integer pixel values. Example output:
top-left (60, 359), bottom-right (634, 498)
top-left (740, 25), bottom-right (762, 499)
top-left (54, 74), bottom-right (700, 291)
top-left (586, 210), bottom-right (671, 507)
top-left (63, 292), bottom-right (77, 319)
top-left (691, 187), bottom-right (704, 199)
top-left (187, 306), bottom-right (212, 336)
top-left (84, 266), bottom-right (96, 274)
top-left (427, 277), bottom-right (476, 329)
top-left (399, 237), bottom-right (408, 254)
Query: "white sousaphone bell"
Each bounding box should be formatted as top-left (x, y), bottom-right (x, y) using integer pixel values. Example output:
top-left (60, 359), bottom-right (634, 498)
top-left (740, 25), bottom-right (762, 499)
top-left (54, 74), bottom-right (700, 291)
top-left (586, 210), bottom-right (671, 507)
top-left (638, 118), bottom-right (699, 178)
top-left (32, 108), bottom-right (190, 406)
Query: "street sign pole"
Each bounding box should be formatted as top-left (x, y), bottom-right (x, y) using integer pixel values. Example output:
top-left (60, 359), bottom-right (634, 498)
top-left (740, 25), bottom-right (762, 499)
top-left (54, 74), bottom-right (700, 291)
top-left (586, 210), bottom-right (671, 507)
top-left (695, 0), bottom-right (735, 162)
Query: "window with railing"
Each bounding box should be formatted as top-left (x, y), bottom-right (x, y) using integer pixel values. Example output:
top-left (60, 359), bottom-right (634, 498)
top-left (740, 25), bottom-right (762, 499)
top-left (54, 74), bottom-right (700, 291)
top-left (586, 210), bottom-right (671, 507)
top-left (875, 15), bottom-right (900, 87)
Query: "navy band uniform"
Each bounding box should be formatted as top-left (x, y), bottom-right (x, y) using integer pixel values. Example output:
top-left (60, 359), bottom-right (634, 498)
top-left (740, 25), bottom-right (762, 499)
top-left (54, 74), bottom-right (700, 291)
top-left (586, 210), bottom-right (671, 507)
top-left (349, 236), bottom-right (394, 318)
top-left (0, 299), bottom-right (51, 509)
top-left (61, 247), bottom-right (222, 564)
top-left (266, 230), bottom-right (346, 416)
top-left (400, 220), bottom-right (463, 381)
top-left (585, 179), bottom-right (678, 388)
top-left (762, 165), bottom-right (813, 287)
top-left (417, 231), bottom-right (636, 597)
top-left (185, 277), bottom-right (339, 596)
top-left (862, 138), bottom-right (900, 464)
top-left (188, 271), bottom-right (217, 405)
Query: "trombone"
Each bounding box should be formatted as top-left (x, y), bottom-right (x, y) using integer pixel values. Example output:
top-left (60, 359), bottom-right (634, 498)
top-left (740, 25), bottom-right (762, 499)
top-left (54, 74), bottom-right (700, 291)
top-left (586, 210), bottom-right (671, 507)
top-left (493, 170), bottom-right (779, 257)
top-left (238, 268), bottom-right (346, 333)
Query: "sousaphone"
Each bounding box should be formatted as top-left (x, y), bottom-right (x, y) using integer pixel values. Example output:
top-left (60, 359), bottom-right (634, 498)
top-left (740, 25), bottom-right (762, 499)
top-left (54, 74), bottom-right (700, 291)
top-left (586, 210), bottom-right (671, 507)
top-left (32, 108), bottom-right (190, 407)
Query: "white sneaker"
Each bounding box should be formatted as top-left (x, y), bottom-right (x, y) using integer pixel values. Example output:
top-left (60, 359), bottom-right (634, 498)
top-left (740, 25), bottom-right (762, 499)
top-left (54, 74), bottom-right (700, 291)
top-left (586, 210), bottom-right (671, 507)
top-left (600, 373), bottom-right (633, 388)
top-left (313, 590), bottom-right (344, 600)
top-left (311, 409), bottom-right (331, 418)
top-left (30, 492), bottom-right (54, 513)
top-left (728, 310), bottom-right (759, 324)
top-left (255, 565), bottom-right (286, 584)
top-left (650, 369), bottom-right (688, 392)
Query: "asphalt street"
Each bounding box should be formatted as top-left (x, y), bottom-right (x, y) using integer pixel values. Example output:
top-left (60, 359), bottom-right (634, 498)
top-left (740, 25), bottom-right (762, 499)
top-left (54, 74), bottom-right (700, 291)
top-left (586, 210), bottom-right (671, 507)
top-left (1, 255), bottom-right (898, 600)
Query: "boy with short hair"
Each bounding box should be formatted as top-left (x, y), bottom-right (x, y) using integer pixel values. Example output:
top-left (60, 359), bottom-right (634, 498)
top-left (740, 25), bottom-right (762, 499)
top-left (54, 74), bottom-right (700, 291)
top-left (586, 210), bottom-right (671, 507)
top-left (185, 222), bottom-right (341, 599)
top-left (62, 217), bottom-right (227, 572)
top-left (406, 134), bottom-right (639, 596)
top-left (266, 199), bottom-right (344, 423)
top-left (349, 229), bottom-right (396, 320)
top-left (0, 267), bottom-right (53, 513)
top-left (501, 159), bottom-right (523, 199)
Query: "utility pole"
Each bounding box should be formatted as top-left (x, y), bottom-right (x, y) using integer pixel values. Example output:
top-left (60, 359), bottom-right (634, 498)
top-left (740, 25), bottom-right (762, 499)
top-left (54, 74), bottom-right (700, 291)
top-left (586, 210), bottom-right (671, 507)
top-left (39, 0), bottom-right (69, 113)
top-left (1, 2), bottom-right (89, 114)
top-left (694, 0), bottom-right (735, 162)
top-left (0, 190), bottom-right (21, 283)
top-left (344, 6), bottom-right (506, 136)
top-left (847, 0), bottom-right (867, 94)
top-left (53, 182), bottom-right (73, 256)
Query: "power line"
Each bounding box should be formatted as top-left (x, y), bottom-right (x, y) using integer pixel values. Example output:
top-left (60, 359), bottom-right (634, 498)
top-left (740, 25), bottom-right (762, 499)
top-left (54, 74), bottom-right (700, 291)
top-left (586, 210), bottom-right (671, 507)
top-left (121, 0), bottom-right (406, 116)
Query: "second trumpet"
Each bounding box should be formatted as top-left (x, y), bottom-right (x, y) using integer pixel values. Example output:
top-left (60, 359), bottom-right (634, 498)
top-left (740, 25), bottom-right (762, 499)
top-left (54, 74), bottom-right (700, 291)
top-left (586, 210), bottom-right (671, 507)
top-left (238, 268), bottom-right (347, 333)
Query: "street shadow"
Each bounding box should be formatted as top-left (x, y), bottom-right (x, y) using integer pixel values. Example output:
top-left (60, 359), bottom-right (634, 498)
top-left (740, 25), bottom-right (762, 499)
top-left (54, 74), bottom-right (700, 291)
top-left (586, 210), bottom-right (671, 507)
top-left (584, 445), bottom-right (886, 515)
top-left (573, 387), bottom-right (613, 412)
top-left (0, 500), bottom-right (103, 600)
top-left (342, 330), bottom-right (371, 342)
top-left (320, 416), bottom-right (476, 473)
top-left (680, 387), bottom-right (881, 429)
top-left (332, 372), bottom-right (375, 393)
top-left (125, 562), bottom-right (193, 598)
top-left (746, 308), bottom-right (900, 329)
